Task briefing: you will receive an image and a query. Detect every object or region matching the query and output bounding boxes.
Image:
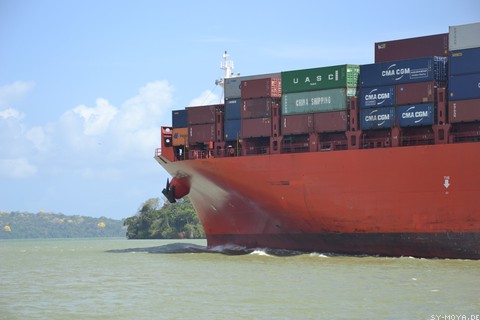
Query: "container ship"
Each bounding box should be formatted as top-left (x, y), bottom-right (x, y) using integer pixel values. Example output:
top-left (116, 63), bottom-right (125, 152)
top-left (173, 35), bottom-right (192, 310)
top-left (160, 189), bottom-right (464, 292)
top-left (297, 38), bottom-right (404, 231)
top-left (155, 22), bottom-right (480, 259)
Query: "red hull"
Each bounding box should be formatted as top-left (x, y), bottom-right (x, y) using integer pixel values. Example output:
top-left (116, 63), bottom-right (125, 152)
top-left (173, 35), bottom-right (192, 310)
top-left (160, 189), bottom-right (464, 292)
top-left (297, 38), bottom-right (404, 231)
top-left (156, 142), bottom-right (480, 259)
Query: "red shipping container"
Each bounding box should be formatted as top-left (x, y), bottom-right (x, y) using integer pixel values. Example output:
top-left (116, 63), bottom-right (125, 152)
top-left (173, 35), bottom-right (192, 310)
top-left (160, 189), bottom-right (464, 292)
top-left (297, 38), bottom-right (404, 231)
top-left (242, 117), bottom-right (271, 138)
top-left (314, 111), bottom-right (348, 132)
top-left (281, 114), bottom-right (314, 135)
top-left (241, 78), bottom-right (281, 99)
top-left (187, 104), bottom-right (223, 125)
top-left (396, 81), bottom-right (437, 105)
top-left (242, 98), bottom-right (277, 119)
top-left (375, 33), bottom-right (448, 63)
top-left (188, 123), bottom-right (215, 144)
top-left (449, 99), bottom-right (480, 123)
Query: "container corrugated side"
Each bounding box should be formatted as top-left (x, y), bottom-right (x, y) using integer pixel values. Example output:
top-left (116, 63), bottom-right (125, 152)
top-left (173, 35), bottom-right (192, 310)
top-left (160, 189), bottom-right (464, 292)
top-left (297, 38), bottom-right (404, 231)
top-left (172, 109), bottom-right (188, 128)
top-left (396, 81), bottom-right (436, 105)
top-left (449, 47), bottom-right (480, 76)
top-left (375, 33), bottom-right (448, 63)
top-left (281, 114), bottom-right (314, 135)
top-left (448, 73), bottom-right (480, 101)
top-left (242, 98), bottom-right (275, 119)
top-left (172, 127), bottom-right (188, 146)
top-left (359, 85), bottom-right (395, 108)
top-left (187, 104), bottom-right (223, 125)
top-left (449, 98), bottom-right (480, 123)
top-left (241, 78), bottom-right (281, 99)
top-left (225, 98), bottom-right (242, 120)
top-left (224, 119), bottom-right (241, 141)
top-left (282, 88), bottom-right (354, 115)
top-left (449, 22), bottom-right (480, 51)
top-left (396, 103), bottom-right (434, 127)
top-left (241, 117), bottom-right (271, 138)
top-left (360, 57), bottom-right (447, 87)
top-left (224, 73), bottom-right (281, 99)
top-left (313, 111), bottom-right (348, 132)
top-left (188, 123), bottom-right (215, 144)
top-left (360, 106), bottom-right (395, 130)
top-left (281, 64), bottom-right (359, 93)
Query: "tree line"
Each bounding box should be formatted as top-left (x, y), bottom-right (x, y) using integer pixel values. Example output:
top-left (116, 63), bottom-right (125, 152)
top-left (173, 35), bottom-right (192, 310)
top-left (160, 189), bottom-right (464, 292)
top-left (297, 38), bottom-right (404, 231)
top-left (123, 197), bottom-right (205, 239)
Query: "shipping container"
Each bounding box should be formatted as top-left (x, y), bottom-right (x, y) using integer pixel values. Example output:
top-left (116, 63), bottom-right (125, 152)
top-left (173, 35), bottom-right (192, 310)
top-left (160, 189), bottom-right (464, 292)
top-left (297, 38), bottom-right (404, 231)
top-left (449, 22), bottom-right (480, 51)
top-left (449, 99), bottom-right (480, 123)
top-left (172, 109), bottom-right (188, 128)
top-left (242, 117), bottom-right (271, 138)
top-left (359, 85), bottom-right (395, 108)
top-left (281, 64), bottom-right (359, 93)
top-left (242, 98), bottom-right (276, 119)
top-left (375, 33), bottom-right (448, 63)
top-left (187, 104), bottom-right (223, 125)
top-left (360, 57), bottom-right (447, 87)
top-left (224, 73), bottom-right (280, 99)
top-left (314, 111), bottom-right (348, 133)
top-left (188, 123), bottom-right (215, 144)
top-left (224, 119), bottom-right (242, 141)
top-left (360, 106), bottom-right (395, 130)
top-left (281, 114), bottom-right (314, 135)
top-left (396, 81), bottom-right (437, 105)
top-left (282, 88), bottom-right (355, 115)
top-left (225, 98), bottom-right (242, 120)
top-left (396, 103), bottom-right (434, 127)
top-left (172, 127), bottom-right (188, 146)
top-left (449, 47), bottom-right (480, 76)
top-left (241, 78), bottom-right (281, 99)
top-left (448, 73), bottom-right (480, 101)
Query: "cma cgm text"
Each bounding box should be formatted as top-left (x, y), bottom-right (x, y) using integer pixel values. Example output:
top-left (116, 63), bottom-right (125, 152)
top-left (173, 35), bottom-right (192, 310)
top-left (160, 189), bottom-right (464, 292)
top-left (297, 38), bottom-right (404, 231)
top-left (382, 67), bottom-right (410, 77)
top-left (365, 114), bottom-right (391, 122)
top-left (365, 93), bottom-right (391, 100)
top-left (402, 111), bottom-right (429, 119)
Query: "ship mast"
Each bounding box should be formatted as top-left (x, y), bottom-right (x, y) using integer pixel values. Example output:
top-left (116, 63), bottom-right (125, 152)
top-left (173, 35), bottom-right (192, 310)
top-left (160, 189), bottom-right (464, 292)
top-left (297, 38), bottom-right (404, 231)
top-left (215, 51), bottom-right (238, 89)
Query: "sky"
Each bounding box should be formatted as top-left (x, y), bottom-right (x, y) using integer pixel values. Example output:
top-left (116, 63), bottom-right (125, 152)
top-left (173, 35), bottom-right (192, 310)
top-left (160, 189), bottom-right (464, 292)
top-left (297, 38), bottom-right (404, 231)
top-left (1, 0), bottom-right (479, 220)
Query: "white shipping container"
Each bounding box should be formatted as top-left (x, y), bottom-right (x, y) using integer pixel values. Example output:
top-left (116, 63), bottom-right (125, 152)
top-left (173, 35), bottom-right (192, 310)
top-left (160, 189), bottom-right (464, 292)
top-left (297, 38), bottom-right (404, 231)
top-left (449, 22), bottom-right (480, 51)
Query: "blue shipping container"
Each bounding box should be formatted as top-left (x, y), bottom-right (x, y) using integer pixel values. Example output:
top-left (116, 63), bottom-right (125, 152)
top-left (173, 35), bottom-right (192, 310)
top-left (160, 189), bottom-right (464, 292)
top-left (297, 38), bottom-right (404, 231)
top-left (360, 106), bottom-right (395, 130)
top-left (359, 85), bottom-right (396, 108)
top-left (224, 119), bottom-right (241, 141)
top-left (225, 98), bottom-right (242, 120)
top-left (449, 47), bottom-right (480, 76)
top-left (396, 103), bottom-right (434, 127)
top-left (172, 109), bottom-right (188, 128)
top-left (360, 57), bottom-right (447, 87)
top-left (448, 73), bottom-right (480, 101)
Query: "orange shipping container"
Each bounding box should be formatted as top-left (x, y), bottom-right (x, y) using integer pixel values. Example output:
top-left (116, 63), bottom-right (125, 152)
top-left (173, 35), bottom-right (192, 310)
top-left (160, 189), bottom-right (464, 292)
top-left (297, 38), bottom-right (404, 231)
top-left (172, 127), bottom-right (188, 146)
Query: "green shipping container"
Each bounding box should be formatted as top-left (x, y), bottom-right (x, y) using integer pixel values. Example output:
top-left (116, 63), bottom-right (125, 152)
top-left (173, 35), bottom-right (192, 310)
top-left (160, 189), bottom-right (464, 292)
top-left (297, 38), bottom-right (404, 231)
top-left (282, 88), bottom-right (356, 115)
top-left (281, 64), bottom-right (360, 93)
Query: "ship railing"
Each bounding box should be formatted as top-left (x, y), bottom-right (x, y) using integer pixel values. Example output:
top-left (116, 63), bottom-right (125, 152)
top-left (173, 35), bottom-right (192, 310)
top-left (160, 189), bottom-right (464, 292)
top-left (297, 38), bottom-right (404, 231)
top-left (155, 148), bottom-right (162, 157)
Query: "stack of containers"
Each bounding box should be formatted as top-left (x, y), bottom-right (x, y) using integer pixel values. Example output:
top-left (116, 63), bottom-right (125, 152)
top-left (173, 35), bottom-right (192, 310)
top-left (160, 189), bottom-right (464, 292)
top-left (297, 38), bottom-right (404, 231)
top-left (240, 77), bottom-right (281, 138)
top-left (359, 55), bottom-right (448, 130)
top-left (172, 109), bottom-right (188, 147)
top-left (223, 73), bottom-right (279, 141)
top-left (187, 104), bottom-right (224, 145)
top-left (280, 64), bottom-right (360, 135)
top-left (448, 22), bottom-right (480, 123)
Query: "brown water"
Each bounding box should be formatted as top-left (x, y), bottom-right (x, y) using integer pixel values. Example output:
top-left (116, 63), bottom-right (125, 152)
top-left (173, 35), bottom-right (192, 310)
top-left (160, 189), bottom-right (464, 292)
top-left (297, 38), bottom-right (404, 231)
top-left (1, 238), bottom-right (479, 319)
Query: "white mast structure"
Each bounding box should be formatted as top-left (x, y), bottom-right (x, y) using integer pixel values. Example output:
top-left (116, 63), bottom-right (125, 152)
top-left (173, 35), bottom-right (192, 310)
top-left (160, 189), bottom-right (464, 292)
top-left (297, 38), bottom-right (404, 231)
top-left (215, 51), bottom-right (238, 90)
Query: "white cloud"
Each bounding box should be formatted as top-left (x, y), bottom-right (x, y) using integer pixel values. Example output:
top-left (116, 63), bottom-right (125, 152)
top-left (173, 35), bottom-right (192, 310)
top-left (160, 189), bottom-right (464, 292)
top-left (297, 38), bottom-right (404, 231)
top-left (0, 81), bottom-right (35, 107)
top-left (189, 89), bottom-right (221, 106)
top-left (0, 107), bottom-right (24, 120)
top-left (0, 157), bottom-right (37, 179)
top-left (73, 98), bottom-right (118, 136)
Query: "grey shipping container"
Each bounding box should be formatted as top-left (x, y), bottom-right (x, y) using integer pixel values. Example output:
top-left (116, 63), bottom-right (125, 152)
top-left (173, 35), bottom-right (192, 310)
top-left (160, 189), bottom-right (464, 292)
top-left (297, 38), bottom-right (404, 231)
top-left (282, 88), bottom-right (355, 115)
top-left (448, 73), bottom-right (480, 101)
top-left (396, 81), bottom-right (437, 105)
top-left (396, 103), bottom-right (434, 127)
top-left (449, 47), bottom-right (480, 76)
top-left (449, 98), bottom-right (480, 123)
top-left (172, 109), bottom-right (188, 128)
top-left (375, 33), bottom-right (448, 63)
top-left (359, 85), bottom-right (396, 108)
top-left (449, 22), bottom-right (480, 51)
top-left (314, 111), bottom-right (348, 133)
top-left (360, 106), bottom-right (395, 130)
top-left (360, 56), bottom-right (447, 87)
top-left (224, 73), bottom-right (280, 99)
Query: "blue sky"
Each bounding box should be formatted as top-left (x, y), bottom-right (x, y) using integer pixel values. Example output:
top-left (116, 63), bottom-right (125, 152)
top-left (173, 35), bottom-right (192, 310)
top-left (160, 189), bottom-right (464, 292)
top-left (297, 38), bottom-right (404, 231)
top-left (1, 0), bottom-right (478, 220)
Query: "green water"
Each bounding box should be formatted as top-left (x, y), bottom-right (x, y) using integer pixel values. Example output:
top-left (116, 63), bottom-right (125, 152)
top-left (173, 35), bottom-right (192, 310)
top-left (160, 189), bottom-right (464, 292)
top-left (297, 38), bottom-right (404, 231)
top-left (1, 238), bottom-right (479, 320)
